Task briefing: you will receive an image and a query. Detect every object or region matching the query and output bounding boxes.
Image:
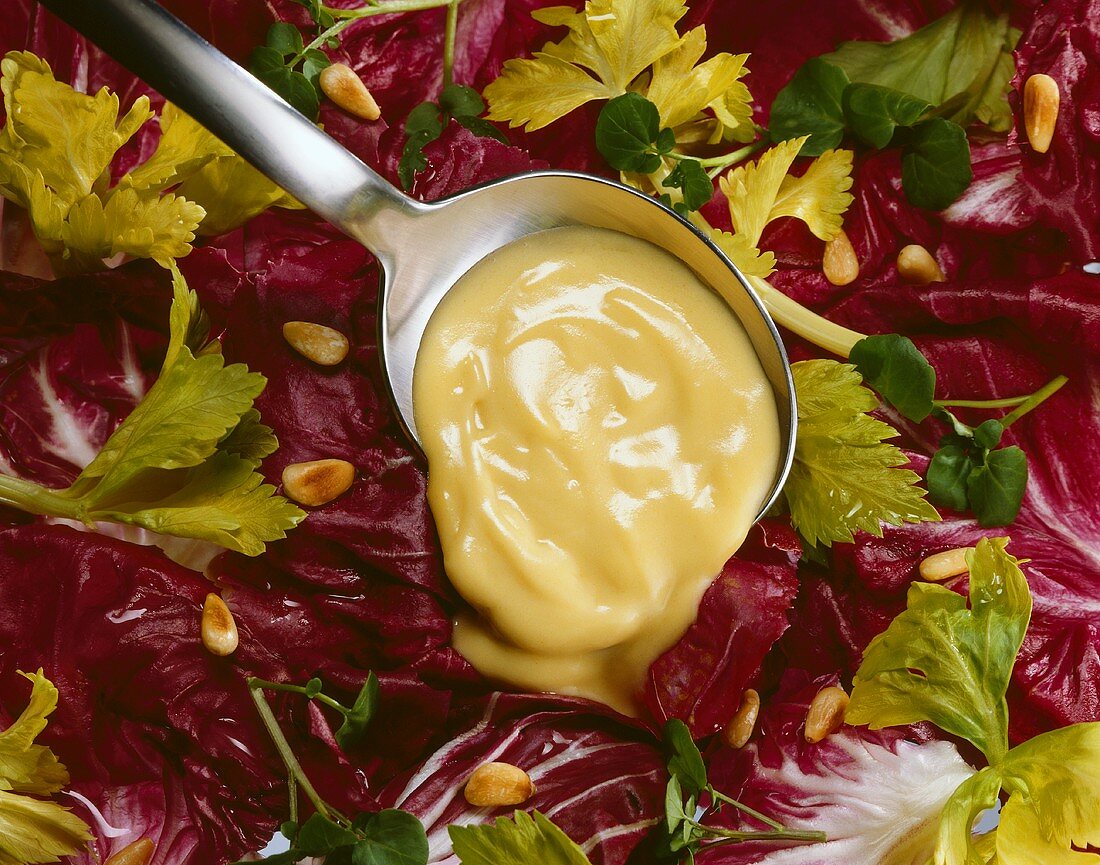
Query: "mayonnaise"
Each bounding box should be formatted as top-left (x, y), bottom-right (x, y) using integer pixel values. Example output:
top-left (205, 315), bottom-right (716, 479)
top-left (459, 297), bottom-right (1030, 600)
top-left (413, 226), bottom-right (780, 714)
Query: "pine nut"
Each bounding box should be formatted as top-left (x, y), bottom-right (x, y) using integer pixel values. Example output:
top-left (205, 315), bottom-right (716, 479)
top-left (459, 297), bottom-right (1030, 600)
top-left (722, 688), bottom-right (761, 749)
top-left (919, 547), bottom-right (973, 582)
top-left (105, 839), bottom-right (155, 865)
top-left (896, 244), bottom-right (945, 284)
top-left (319, 63), bottom-right (381, 121)
top-left (281, 458), bottom-right (356, 507)
top-left (1023, 73), bottom-right (1059, 154)
top-left (463, 762), bottom-right (535, 807)
top-left (804, 685), bottom-right (849, 743)
top-left (282, 321), bottom-right (349, 367)
top-left (201, 594), bottom-right (239, 657)
top-left (823, 229), bottom-right (859, 286)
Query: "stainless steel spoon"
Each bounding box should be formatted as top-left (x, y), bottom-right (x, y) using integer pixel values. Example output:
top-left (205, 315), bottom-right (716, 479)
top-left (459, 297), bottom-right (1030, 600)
top-left (39, 0), bottom-right (797, 515)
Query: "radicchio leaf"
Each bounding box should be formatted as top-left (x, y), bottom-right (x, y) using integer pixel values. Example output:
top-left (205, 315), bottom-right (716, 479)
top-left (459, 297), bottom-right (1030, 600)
top-left (703, 672), bottom-right (976, 865)
top-left (374, 694), bottom-right (666, 865)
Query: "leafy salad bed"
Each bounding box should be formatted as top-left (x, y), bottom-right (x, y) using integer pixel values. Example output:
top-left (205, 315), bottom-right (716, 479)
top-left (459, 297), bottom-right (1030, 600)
top-left (0, 0), bottom-right (1098, 864)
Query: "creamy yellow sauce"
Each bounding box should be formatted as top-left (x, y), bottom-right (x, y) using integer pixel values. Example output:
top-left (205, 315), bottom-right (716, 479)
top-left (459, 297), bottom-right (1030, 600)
top-left (413, 226), bottom-right (780, 714)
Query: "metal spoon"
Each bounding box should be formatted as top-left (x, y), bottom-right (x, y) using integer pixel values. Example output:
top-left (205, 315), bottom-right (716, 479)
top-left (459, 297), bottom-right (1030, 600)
top-left (39, 0), bottom-right (797, 515)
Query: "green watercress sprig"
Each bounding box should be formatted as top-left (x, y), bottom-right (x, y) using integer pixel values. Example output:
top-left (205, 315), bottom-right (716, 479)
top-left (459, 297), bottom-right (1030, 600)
top-left (242, 676), bottom-right (429, 865)
top-left (399, 85), bottom-right (508, 189)
top-left (848, 334), bottom-right (1067, 527)
top-left (770, 59), bottom-right (972, 209)
top-left (250, 22), bottom-right (331, 119)
top-left (659, 720), bottom-right (825, 862)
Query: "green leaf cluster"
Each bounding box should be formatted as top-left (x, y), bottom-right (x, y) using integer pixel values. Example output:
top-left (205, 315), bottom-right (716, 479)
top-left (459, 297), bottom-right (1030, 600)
top-left (0, 267), bottom-right (305, 555)
top-left (658, 720), bottom-right (822, 861)
top-left (770, 59), bottom-right (972, 210)
top-left (784, 359), bottom-right (939, 547)
top-left (846, 538), bottom-right (1100, 864)
top-left (250, 22), bottom-right (333, 120)
top-left (0, 670), bottom-right (92, 865)
top-left (595, 93), bottom-right (712, 215)
top-left (399, 85), bottom-right (507, 190)
top-left (928, 413), bottom-right (1027, 527)
top-left (252, 810), bottom-right (429, 865)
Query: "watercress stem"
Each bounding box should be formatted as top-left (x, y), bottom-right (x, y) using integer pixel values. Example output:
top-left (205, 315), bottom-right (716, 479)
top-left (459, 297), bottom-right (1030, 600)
top-left (442, 0), bottom-right (460, 88)
top-left (687, 818), bottom-right (826, 843)
top-left (666, 139), bottom-right (766, 172)
top-left (707, 788), bottom-right (784, 831)
top-left (247, 676), bottom-right (347, 715)
top-left (288, 772), bottom-right (299, 826)
top-left (249, 687), bottom-right (334, 823)
top-left (999, 375), bottom-right (1068, 427)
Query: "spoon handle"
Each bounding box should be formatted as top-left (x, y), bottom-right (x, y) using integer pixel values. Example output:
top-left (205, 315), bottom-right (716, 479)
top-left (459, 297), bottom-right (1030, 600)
top-left (37, 0), bottom-right (420, 257)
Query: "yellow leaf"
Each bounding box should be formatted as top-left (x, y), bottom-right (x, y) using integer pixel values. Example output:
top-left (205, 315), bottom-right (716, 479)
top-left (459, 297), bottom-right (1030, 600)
top-left (0, 789), bottom-right (91, 865)
top-left (708, 228), bottom-right (776, 278)
top-left (719, 137), bottom-right (854, 254)
top-left (771, 147), bottom-right (854, 241)
top-left (720, 137), bottom-right (804, 246)
top-left (62, 187), bottom-right (205, 268)
top-left (0, 671), bottom-right (66, 797)
top-left (485, 0), bottom-right (686, 131)
top-left (995, 723), bottom-right (1100, 865)
top-left (647, 27), bottom-right (751, 134)
top-left (0, 51), bottom-right (152, 206)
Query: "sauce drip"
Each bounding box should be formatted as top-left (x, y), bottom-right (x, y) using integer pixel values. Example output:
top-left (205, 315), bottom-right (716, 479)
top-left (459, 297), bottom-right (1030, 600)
top-left (413, 226), bottom-right (780, 714)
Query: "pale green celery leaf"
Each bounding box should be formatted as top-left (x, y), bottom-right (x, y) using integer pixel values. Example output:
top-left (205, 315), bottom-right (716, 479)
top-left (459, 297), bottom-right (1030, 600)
top-left (848, 537), bottom-right (1030, 764)
top-left (95, 451), bottom-right (304, 556)
top-left (74, 350), bottom-right (265, 501)
top-left (994, 723), bottom-right (1100, 865)
top-left (934, 766), bottom-right (1003, 865)
top-left (820, 5), bottom-right (1015, 129)
top-left (0, 51), bottom-right (153, 204)
top-left (0, 789), bottom-right (92, 865)
top-left (217, 409), bottom-right (279, 461)
top-left (449, 810), bottom-right (593, 865)
top-left (784, 359), bottom-right (938, 547)
top-left (164, 262), bottom-right (217, 370)
top-left (60, 187), bottom-right (205, 268)
top-left (0, 671), bottom-right (67, 796)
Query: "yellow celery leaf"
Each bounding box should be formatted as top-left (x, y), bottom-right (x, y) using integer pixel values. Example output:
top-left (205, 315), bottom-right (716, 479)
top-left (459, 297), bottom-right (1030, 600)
top-left (0, 51), bottom-right (153, 205)
top-left (0, 671), bottom-right (66, 797)
top-left (0, 789), bottom-right (92, 865)
top-left (770, 147), bottom-right (854, 241)
top-left (708, 228), bottom-right (776, 278)
top-left (122, 105), bottom-right (301, 233)
top-left (61, 187), bottom-right (206, 269)
top-left (719, 137), bottom-right (854, 252)
top-left (647, 27), bottom-right (751, 133)
top-left (0, 162), bottom-right (66, 256)
top-left (995, 723), bottom-right (1100, 865)
top-left (485, 0), bottom-right (686, 131)
top-left (720, 136), bottom-right (804, 247)
top-left (708, 58), bottom-right (755, 144)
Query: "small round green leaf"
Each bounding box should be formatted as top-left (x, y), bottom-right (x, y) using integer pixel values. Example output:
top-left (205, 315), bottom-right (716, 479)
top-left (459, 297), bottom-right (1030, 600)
top-left (595, 92), bottom-right (665, 173)
top-left (927, 443), bottom-right (974, 512)
top-left (849, 334), bottom-right (936, 421)
top-left (769, 58), bottom-right (850, 156)
top-left (351, 810), bottom-right (429, 865)
top-left (900, 118), bottom-right (973, 210)
top-left (266, 22), bottom-right (305, 58)
top-left (841, 83), bottom-right (931, 148)
top-left (967, 446), bottom-right (1027, 527)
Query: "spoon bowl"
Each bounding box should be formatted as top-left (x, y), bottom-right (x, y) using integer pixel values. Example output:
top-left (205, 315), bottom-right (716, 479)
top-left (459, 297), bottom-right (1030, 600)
top-left (41, 0), bottom-right (796, 515)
